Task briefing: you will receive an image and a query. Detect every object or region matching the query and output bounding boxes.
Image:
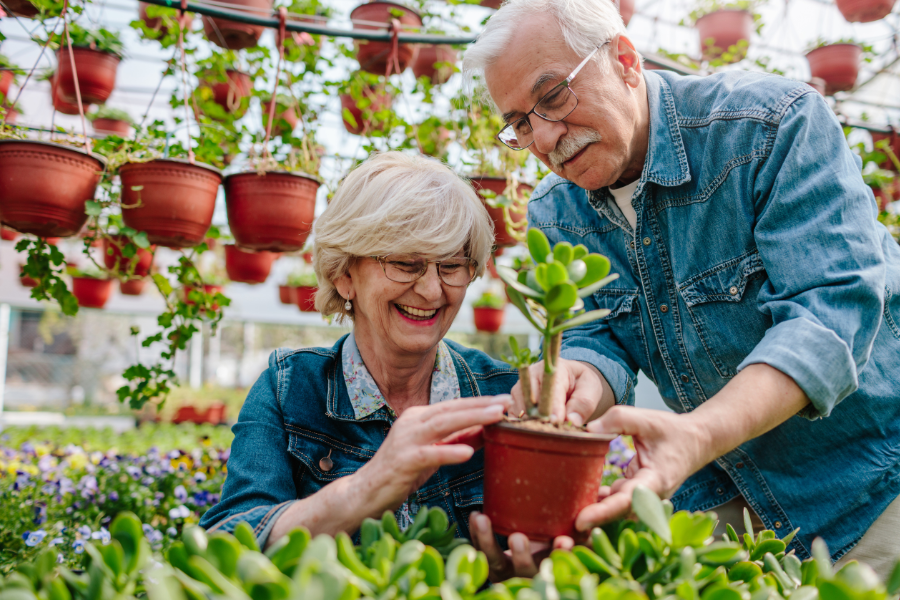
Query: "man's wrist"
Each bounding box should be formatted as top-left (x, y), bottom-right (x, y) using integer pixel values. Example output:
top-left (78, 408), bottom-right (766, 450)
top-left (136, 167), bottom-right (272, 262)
top-left (576, 361), bottom-right (616, 420)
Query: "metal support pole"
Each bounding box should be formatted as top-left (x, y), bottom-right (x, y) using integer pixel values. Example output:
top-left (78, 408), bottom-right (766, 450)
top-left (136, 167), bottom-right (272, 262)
top-left (0, 304), bottom-right (10, 432)
top-left (189, 328), bottom-right (203, 389)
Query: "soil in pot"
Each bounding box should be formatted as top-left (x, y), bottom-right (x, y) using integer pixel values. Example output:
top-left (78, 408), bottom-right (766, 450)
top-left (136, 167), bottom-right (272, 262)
top-left (102, 236), bottom-right (155, 277)
top-left (483, 421), bottom-right (616, 541)
top-left (412, 45), bottom-right (457, 84)
top-left (207, 70), bottom-right (252, 117)
top-left (473, 306), bottom-right (504, 333)
top-left (120, 159), bottom-right (223, 249)
top-left (224, 171), bottom-right (320, 252)
top-left (0, 140), bottom-right (104, 238)
top-left (278, 284), bottom-right (297, 305)
top-left (72, 277), bottom-right (114, 309)
top-left (806, 44), bottom-right (862, 95)
top-left (295, 286), bottom-right (317, 312)
top-left (836, 0), bottom-right (896, 22)
top-left (120, 278), bottom-right (148, 296)
top-left (470, 176), bottom-right (532, 247)
top-left (56, 48), bottom-right (120, 105)
top-left (92, 118), bottom-right (131, 137)
top-left (340, 88), bottom-right (392, 135)
top-left (224, 244), bottom-right (278, 284)
top-left (201, 0), bottom-right (273, 49)
top-left (695, 9), bottom-right (753, 62)
top-left (349, 2), bottom-right (422, 75)
top-left (139, 1), bottom-right (194, 36)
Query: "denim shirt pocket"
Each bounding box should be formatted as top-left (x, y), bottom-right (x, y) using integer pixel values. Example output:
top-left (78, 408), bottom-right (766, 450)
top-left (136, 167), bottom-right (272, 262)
top-left (883, 285), bottom-right (900, 340)
top-left (592, 289), bottom-right (642, 341)
top-left (286, 426), bottom-right (372, 499)
top-left (680, 252), bottom-right (772, 378)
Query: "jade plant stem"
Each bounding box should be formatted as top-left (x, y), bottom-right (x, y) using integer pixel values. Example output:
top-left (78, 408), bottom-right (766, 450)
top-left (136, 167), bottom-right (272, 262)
top-left (518, 367), bottom-right (534, 410)
top-left (539, 325), bottom-right (562, 418)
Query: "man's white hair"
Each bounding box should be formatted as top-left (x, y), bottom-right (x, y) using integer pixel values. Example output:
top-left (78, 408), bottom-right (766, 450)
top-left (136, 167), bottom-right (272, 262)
top-left (462, 0), bottom-right (628, 102)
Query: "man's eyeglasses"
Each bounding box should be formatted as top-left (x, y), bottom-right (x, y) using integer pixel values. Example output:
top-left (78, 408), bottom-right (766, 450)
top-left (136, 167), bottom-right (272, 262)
top-left (371, 254), bottom-right (477, 287)
top-left (497, 41), bottom-right (610, 151)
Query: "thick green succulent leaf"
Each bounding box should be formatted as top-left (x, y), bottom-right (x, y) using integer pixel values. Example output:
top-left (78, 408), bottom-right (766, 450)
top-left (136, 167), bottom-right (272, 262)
top-left (497, 266), bottom-right (544, 300)
top-left (573, 244), bottom-right (589, 260)
top-left (553, 242), bottom-right (574, 266)
top-left (207, 534), bottom-right (243, 578)
top-left (552, 309), bottom-right (611, 335)
top-left (631, 486), bottom-right (672, 544)
top-left (527, 228), bottom-right (552, 264)
top-left (567, 260), bottom-right (587, 283)
top-left (578, 274), bottom-right (620, 298)
top-left (545, 282), bottom-right (579, 314)
top-left (579, 254), bottom-right (611, 286)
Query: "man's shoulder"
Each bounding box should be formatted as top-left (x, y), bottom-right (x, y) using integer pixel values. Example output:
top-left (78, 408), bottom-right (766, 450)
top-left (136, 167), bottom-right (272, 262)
top-left (530, 173), bottom-right (589, 211)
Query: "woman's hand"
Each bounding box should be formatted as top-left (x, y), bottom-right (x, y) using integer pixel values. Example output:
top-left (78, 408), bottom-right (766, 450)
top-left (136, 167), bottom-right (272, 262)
top-left (356, 395), bottom-right (512, 517)
top-left (510, 359), bottom-right (614, 426)
top-left (469, 511), bottom-right (573, 581)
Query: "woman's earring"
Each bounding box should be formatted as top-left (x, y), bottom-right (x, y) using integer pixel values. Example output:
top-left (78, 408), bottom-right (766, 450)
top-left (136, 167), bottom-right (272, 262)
top-left (344, 298), bottom-right (352, 311)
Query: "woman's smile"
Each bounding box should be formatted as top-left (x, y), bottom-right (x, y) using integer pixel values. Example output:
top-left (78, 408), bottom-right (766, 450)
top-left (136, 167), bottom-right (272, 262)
top-left (394, 303), bottom-right (441, 325)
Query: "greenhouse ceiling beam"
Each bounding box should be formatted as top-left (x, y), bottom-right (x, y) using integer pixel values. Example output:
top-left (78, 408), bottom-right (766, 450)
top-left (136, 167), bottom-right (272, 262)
top-left (140, 0), bottom-right (478, 44)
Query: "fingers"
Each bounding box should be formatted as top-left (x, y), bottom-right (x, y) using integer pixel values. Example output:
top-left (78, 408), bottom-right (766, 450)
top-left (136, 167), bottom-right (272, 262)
top-left (552, 536), bottom-right (574, 551)
top-left (413, 396), bottom-right (511, 443)
top-left (510, 380), bottom-right (526, 419)
top-left (575, 469), bottom-right (666, 531)
top-left (469, 512), bottom-right (508, 579)
top-left (508, 534), bottom-right (539, 578)
top-left (438, 425), bottom-right (484, 450)
top-left (564, 361), bottom-right (603, 426)
top-left (586, 405), bottom-right (645, 436)
top-left (418, 444), bottom-right (475, 467)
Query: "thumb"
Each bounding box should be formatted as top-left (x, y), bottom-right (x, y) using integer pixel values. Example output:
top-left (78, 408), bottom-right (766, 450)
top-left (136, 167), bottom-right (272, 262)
top-left (586, 405), bottom-right (643, 437)
top-left (565, 369), bottom-right (601, 427)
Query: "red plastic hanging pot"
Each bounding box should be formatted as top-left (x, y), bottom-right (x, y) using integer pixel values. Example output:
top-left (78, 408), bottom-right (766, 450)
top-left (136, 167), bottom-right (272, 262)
top-left (0, 140), bottom-right (104, 238)
top-left (202, 0), bottom-right (273, 49)
top-left (184, 284), bottom-right (224, 311)
top-left (72, 277), bottom-right (114, 309)
top-left (279, 284), bottom-right (297, 305)
top-left (19, 264), bottom-right (38, 288)
top-left (207, 70), bottom-right (252, 117)
top-left (835, 0), bottom-right (896, 22)
top-left (295, 286), bottom-right (317, 312)
top-left (1, 227), bottom-right (18, 241)
top-left (473, 307), bottom-right (504, 333)
top-left (3, 0), bottom-right (39, 17)
top-left (349, 2), bottom-right (422, 75)
top-left (483, 423), bottom-right (615, 541)
top-left (120, 278), bottom-right (148, 296)
top-left (262, 99), bottom-right (298, 137)
top-left (139, 1), bottom-right (193, 36)
top-left (102, 235), bottom-right (155, 277)
top-left (871, 130), bottom-right (900, 168)
top-left (807, 77), bottom-right (826, 96)
top-left (3, 108), bottom-right (19, 124)
top-left (412, 45), bottom-right (457, 84)
top-left (50, 72), bottom-right (85, 115)
top-left (92, 118), bottom-right (131, 137)
top-left (480, 0), bottom-right (502, 8)
top-left (340, 88), bottom-right (392, 135)
top-left (224, 244), bottom-right (278, 284)
top-left (805, 44), bottom-right (862, 95)
top-left (617, 0), bottom-right (635, 26)
top-left (695, 9), bottom-right (753, 61)
top-left (120, 159), bottom-right (223, 249)
top-left (56, 48), bottom-right (120, 105)
top-left (224, 171), bottom-right (320, 252)
top-left (470, 176), bottom-right (532, 248)
top-left (0, 71), bottom-right (13, 98)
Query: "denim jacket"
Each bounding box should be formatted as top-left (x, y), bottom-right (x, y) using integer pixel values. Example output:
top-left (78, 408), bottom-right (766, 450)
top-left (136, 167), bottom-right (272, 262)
top-left (199, 335), bottom-right (518, 547)
top-left (529, 70), bottom-right (900, 560)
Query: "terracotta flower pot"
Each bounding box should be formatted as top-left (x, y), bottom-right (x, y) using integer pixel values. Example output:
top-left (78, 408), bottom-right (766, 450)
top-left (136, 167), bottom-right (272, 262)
top-left (3, 108), bottom-right (19, 124)
top-left (340, 89), bottom-right (392, 135)
top-left (92, 118), bottom-right (131, 136)
top-left (208, 70), bottom-right (252, 116)
top-left (412, 45), bottom-right (458, 84)
top-left (139, 1), bottom-right (193, 36)
top-left (201, 0), bottom-right (273, 49)
top-left (617, 0), bottom-right (635, 26)
top-left (807, 77), bottom-right (827, 96)
top-left (836, 0), bottom-right (896, 22)
top-left (262, 99), bottom-right (298, 137)
top-left (0, 140), bottom-right (104, 238)
top-left (695, 9), bottom-right (753, 61)
top-left (224, 171), bottom-right (320, 252)
top-left (480, 0), bottom-right (502, 8)
top-left (119, 278), bottom-right (148, 296)
top-left (19, 264), bottom-right (39, 288)
top-left (1, 226), bottom-right (18, 241)
top-left (224, 244), bottom-right (277, 284)
top-left (805, 44), bottom-right (862, 95)
top-left (3, 0), bottom-right (38, 17)
top-left (0, 71), bottom-right (13, 99)
top-left (50, 73), bottom-right (85, 115)
top-left (72, 277), bottom-right (114, 309)
top-left (473, 306), bottom-right (504, 333)
top-left (871, 131), bottom-right (900, 168)
top-left (56, 48), bottom-right (120, 105)
top-left (295, 285), bottom-right (317, 312)
top-left (278, 284), bottom-right (297, 305)
top-left (102, 235), bottom-right (155, 277)
top-left (470, 176), bottom-right (532, 247)
top-left (119, 159), bottom-right (223, 249)
top-left (483, 423), bottom-right (615, 541)
top-left (349, 2), bottom-right (422, 76)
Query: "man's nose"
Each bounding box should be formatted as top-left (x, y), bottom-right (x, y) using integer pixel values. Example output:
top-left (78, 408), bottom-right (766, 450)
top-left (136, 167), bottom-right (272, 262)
top-left (531, 117), bottom-right (567, 156)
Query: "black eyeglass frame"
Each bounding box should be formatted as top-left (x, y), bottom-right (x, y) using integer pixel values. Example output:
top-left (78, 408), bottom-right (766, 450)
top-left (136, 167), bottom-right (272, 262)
top-left (369, 254), bottom-right (479, 287)
top-left (496, 40), bottom-right (611, 151)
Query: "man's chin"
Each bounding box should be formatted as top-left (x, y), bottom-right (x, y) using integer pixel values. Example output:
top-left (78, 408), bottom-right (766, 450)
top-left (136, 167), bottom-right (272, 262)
top-left (553, 164), bottom-right (609, 191)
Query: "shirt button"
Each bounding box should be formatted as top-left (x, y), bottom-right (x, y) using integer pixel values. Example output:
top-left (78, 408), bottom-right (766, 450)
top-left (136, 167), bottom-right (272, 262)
top-left (660, 304), bottom-right (669, 313)
top-left (716, 487), bottom-right (724, 495)
top-left (736, 462), bottom-right (744, 469)
top-left (774, 521), bottom-right (782, 529)
top-left (729, 286), bottom-right (739, 296)
top-left (319, 450), bottom-right (334, 472)
top-left (680, 374), bottom-right (689, 383)
top-left (643, 237), bottom-right (651, 246)
top-left (630, 241), bottom-right (635, 248)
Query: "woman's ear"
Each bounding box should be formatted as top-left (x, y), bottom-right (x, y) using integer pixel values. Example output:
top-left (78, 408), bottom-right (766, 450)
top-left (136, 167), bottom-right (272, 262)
top-left (334, 272), bottom-right (354, 300)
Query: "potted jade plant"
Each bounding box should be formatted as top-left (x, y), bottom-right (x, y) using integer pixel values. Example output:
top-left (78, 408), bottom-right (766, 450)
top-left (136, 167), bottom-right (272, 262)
top-left (486, 227), bottom-right (620, 540)
top-left (835, 0), bottom-right (896, 23)
top-left (201, 0), bottom-right (273, 49)
top-left (50, 24), bottom-right (123, 105)
top-left (688, 0), bottom-right (762, 63)
top-left (349, 1), bottom-right (422, 76)
top-left (472, 290), bottom-right (506, 333)
top-left (805, 38), bottom-right (871, 95)
top-left (68, 265), bottom-right (115, 309)
top-left (224, 244), bottom-right (279, 284)
top-left (89, 105), bottom-right (133, 137)
top-left (288, 271), bottom-right (318, 312)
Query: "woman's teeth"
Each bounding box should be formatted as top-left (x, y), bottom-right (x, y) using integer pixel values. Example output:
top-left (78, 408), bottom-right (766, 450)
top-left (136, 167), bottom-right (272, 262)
top-left (396, 304), bottom-right (438, 320)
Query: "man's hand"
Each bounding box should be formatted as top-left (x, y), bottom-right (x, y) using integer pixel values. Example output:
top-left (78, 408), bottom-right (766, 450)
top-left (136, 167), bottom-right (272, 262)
top-left (510, 358), bottom-right (614, 425)
top-left (469, 511), bottom-right (573, 581)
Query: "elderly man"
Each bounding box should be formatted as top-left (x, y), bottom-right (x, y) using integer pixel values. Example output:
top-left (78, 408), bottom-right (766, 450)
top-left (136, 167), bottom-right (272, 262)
top-left (462, 0), bottom-right (900, 576)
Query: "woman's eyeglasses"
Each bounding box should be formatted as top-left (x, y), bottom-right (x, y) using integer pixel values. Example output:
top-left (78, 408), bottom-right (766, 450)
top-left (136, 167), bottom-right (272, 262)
top-left (371, 254), bottom-right (477, 287)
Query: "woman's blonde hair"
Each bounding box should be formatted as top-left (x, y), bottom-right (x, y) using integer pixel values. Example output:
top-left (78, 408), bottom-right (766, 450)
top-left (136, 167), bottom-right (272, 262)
top-left (313, 152), bottom-right (495, 320)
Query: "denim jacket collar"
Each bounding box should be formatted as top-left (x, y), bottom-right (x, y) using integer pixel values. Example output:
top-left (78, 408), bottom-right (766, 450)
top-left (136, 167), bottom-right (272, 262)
top-left (642, 71), bottom-right (692, 189)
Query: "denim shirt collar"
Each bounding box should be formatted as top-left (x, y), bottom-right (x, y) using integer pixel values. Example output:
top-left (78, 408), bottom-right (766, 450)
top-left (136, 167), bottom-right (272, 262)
top-left (341, 333), bottom-right (461, 420)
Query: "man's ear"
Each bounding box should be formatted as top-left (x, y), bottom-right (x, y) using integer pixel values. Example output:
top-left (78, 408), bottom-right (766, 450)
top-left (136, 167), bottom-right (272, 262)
top-left (615, 35), bottom-right (643, 87)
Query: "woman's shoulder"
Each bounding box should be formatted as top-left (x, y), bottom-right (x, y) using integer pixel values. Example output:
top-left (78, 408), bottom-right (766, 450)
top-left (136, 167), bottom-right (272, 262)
top-left (262, 335), bottom-right (347, 388)
top-left (443, 339), bottom-right (517, 379)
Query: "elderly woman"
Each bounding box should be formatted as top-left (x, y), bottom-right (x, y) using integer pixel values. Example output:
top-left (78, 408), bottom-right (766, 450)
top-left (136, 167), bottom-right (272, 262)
top-left (201, 152), bottom-right (556, 573)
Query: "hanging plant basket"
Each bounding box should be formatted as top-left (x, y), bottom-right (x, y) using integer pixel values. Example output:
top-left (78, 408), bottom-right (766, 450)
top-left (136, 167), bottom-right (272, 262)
top-left (224, 244), bottom-right (278, 284)
top-left (340, 88), bottom-right (392, 135)
top-left (0, 140), bottom-right (104, 238)
top-left (72, 277), bottom-right (114, 309)
top-left (50, 72), bottom-right (86, 115)
top-left (695, 9), bottom-right (753, 62)
top-left (224, 171), bottom-right (320, 252)
top-left (349, 2), bottom-right (422, 75)
top-left (617, 0), bottom-right (635, 26)
top-left (138, 1), bottom-right (194, 36)
top-left (2, 0), bottom-right (39, 18)
top-left (473, 306), bottom-right (504, 333)
top-left (295, 286), bottom-right (317, 312)
top-left (412, 45), bottom-right (457, 84)
top-left (201, 0), bottom-right (273, 49)
top-left (1, 227), bottom-right (18, 241)
top-left (3, 107), bottom-right (19, 124)
top-left (805, 44), bottom-right (862, 95)
top-left (184, 284), bottom-right (224, 311)
top-left (102, 235), bottom-right (155, 276)
top-left (0, 71), bottom-right (13, 98)
top-left (835, 0), bottom-right (896, 22)
top-left (18, 264), bottom-right (39, 288)
top-left (119, 159), bottom-right (223, 249)
top-left (262, 99), bottom-right (298, 137)
top-left (470, 176), bottom-right (532, 247)
top-left (278, 284), bottom-right (297, 305)
top-left (483, 424), bottom-right (616, 541)
top-left (479, 0), bottom-right (502, 8)
top-left (56, 48), bottom-right (120, 105)
top-left (871, 130), bottom-right (900, 168)
top-left (92, 118), bottom-right (131, 136)
top-left (205, 70), bottom-right (252, 117)
top-left (119, 278), bottom-right (147, 296)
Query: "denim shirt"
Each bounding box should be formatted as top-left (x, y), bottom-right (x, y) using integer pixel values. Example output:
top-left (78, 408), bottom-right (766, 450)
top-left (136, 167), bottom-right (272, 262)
top-left (199, 334), bottom-right (518, 547)
top-left (529, 70), bottom-right (900, 561)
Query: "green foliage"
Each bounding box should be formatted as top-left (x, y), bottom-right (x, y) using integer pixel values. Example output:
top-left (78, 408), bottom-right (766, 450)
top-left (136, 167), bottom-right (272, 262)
top-left (472, 291), bottom-right (506, 310)
top-left (47, 23), bottom-right (125, 57)
top-left (501, 336), bottom-right (537, 369)
top-left (88, 106), bottom-right (133, 124)
top-left (14, 238), bottom-right (79, 316)
top-left (287, 271), bottom-right (318, 287)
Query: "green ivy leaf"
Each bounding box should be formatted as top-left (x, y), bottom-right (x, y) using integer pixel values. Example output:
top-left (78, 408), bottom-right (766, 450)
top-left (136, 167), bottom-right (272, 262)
top-left (85, 200), bottom-right (103, 217)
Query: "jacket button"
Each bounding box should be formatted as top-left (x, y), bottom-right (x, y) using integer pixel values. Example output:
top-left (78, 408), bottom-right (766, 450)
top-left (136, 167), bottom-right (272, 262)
top-left (319, 450), bottom-right (334, 472)
top-left (630, 241), bottom-right (635, 249)
top-left (660, 304), bottom-right (669, 313)
top-left (680, 374), bottom-right (689, 383)
top-left (729, 286), bottom-right (739, 295)
top-left (643, 237), bottom-right (651, 246)
top-left (736, 462), bottom-right (744, 469)
top-left (774, 521), bottom-right (782, 529)
top-left (716, 487), bottom-right (724, 495)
